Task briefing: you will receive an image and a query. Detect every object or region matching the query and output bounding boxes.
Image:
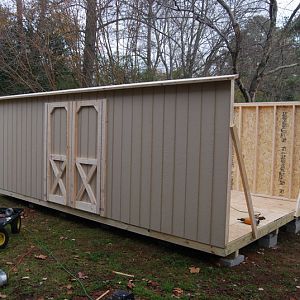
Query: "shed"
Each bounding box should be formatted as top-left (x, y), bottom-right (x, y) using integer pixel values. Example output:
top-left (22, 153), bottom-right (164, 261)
top-left (0, 75), bottom-right (298, 257)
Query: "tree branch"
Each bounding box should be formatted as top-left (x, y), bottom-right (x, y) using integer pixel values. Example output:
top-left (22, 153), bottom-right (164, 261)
top-left (264, 63), bottom-right (299, 76)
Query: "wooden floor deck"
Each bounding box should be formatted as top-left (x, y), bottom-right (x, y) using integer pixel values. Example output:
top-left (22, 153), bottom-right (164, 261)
top-left (227, 190), bottom-right (296, 254)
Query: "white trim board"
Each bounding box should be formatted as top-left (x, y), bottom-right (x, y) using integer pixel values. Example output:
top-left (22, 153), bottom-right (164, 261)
top-left (0, 75), bottom-right (238, 102)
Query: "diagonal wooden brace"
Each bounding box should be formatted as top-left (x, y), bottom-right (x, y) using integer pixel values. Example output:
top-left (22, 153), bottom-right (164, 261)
top-left (230, 124), bottom-right (258, 239)
top-left (76, 162), bottom-right (97, 204)
top-left (50, 159), bottom-right (67, 197)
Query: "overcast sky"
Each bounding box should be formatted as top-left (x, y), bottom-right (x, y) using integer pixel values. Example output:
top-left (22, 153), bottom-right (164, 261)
top-left (277, 0), bottom-right (299, 20)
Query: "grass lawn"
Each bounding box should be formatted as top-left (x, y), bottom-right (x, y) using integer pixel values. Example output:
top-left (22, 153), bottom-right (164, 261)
top-left (0, 196), bottom-right (300, 300)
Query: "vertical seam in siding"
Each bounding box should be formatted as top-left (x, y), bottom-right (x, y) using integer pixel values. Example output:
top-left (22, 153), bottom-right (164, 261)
top-left (25, 100), bottom-right (27, 195)
top-left (183, 86), bottom-right (190, 237)
top-left (110, 96), bottom-right (115, 218)
top-left (149, 89), bottom-right (154, 229)
top-left (30, 100), bottom-right (33, 196)
top-left (196, 86), bottom-right (203, 241)
top-left (11, 102), bottom-right (13, 191)
top-left (119, 95), bottom-right (124, 221)
top-left (171, 86), bottom-right (177, 235)
top-left (2, 104), bottom-right (4, 187)
top-left (129, 92), bottom-right (134, 223)
top-left (15, 102), bottom-right (18, 190)
top-left (20, 103), bottom-right (23, 194)
top-left (35, 101), bottom-right (39, 197)
top-left (139, 90), bottom-right (144, 226)
top-left (159, 87), bottom-right (166, 231)
top-left (209, 85), bottom-right (217, 245)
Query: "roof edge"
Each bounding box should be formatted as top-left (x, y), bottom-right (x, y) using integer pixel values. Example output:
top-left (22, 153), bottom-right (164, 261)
top-left (0, 74), bottom-right (238, 101)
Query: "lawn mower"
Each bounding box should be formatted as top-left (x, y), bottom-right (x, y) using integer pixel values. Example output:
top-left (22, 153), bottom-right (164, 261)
top-left (0, 208), bottom-right (23, 249)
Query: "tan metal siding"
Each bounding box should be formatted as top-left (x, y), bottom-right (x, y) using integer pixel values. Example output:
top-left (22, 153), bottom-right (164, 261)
top-left (21, 100), bottom-right (27, 195)
top-left (173, 85), bottom-right (189, 238)
top-left (0, 99), bottom-right (45, 200)
top-left (150, 87), bottom-right (164, 231)
top-left (130, 89), bottom-right (143, 226)
top-left (161, 86), bottom-right (176, 234)
top-left (0, 103), bottom-right (4, 188)
top-left (184, 84), bottom-right (202, 241)
top-left (106, 82), bottom-right (232, 248)
top-left (210, 82), bottom-right (231, 247)
top-left (140, 88), bottom-right (153, 229)
top-left (0, 79), bottom-right (232, 249)
top-left (111, 92), bottom-right (122, 221)
top-left (120, 90), bottom-right (132, 224)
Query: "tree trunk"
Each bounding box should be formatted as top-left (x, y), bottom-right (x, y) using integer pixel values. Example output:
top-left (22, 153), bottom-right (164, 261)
top-left (146, 0), bottom-right (154, 75)
top-left (16, 0), bottom-right (24, 45)
top-left (82, 0), bottom-right (97, 87)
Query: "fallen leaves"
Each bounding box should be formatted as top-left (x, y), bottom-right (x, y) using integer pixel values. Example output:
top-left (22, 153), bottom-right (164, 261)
top-left (173, 287), bottom-right (184, 298)
top-left (34, 254), bottom-right (47, 260)
top-left (127, 279), bottom-right (135, 289)
top-left (146, 280), bottom-right (160, 288)
top-left (189, 266), bottom-right (200, 274)
top-left (77, 272), bottom-right (88, 279)
top-left (65, 284), bottom-right (74, 295)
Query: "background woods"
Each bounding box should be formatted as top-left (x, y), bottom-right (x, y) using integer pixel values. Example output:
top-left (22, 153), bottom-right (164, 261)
top-left (0, 0), bottom-right (299, 102)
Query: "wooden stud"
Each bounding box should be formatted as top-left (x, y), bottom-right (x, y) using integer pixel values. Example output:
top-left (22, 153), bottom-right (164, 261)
top-left (230, 124), bottom-right (258, 239)
top-left (288, 105), bottom-right (296, 199)
top-left (253, 106), bottom-right (259, 192)
top-left (270, 106), bottom-right (277, 196)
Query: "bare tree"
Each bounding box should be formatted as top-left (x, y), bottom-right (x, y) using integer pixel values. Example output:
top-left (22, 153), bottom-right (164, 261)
top-left (82, 0), bottom-right (97, 87)
top-left (164, 0), bottom-right (299, 102)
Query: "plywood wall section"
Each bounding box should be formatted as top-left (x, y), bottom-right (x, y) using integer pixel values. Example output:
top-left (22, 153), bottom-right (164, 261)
top-left (232, 103), bottom-right (300, 200)
top-left (106, 81), bottom-right (232, 248)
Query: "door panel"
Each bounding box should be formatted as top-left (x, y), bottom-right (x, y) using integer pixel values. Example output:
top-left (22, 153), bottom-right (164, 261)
top-left (73, 101), bottom-right (100, 213)
top-left (46, 100), bottom-right (107, 214)
top-left (47, 103), bottom-right (69, 205)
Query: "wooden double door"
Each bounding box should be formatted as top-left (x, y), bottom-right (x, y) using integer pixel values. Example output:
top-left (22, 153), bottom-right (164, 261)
top-left (46, 99), bottom-right (107, 215)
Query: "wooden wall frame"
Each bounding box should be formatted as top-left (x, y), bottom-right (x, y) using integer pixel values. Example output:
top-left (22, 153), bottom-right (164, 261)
top-left (232, 102), bottom-right (300, 200)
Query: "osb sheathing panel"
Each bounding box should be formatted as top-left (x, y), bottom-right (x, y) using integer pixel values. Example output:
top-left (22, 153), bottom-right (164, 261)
top-left (273, 107), bottom-right (293, 198)
top-left (232, 103), bottom-right (300, 200)
top-left (240, 108), bottom-right (256, 190)
top-left (256, 107), bottom-right (274, 195)
top-left (231, 108), bottom-right (240, 190)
